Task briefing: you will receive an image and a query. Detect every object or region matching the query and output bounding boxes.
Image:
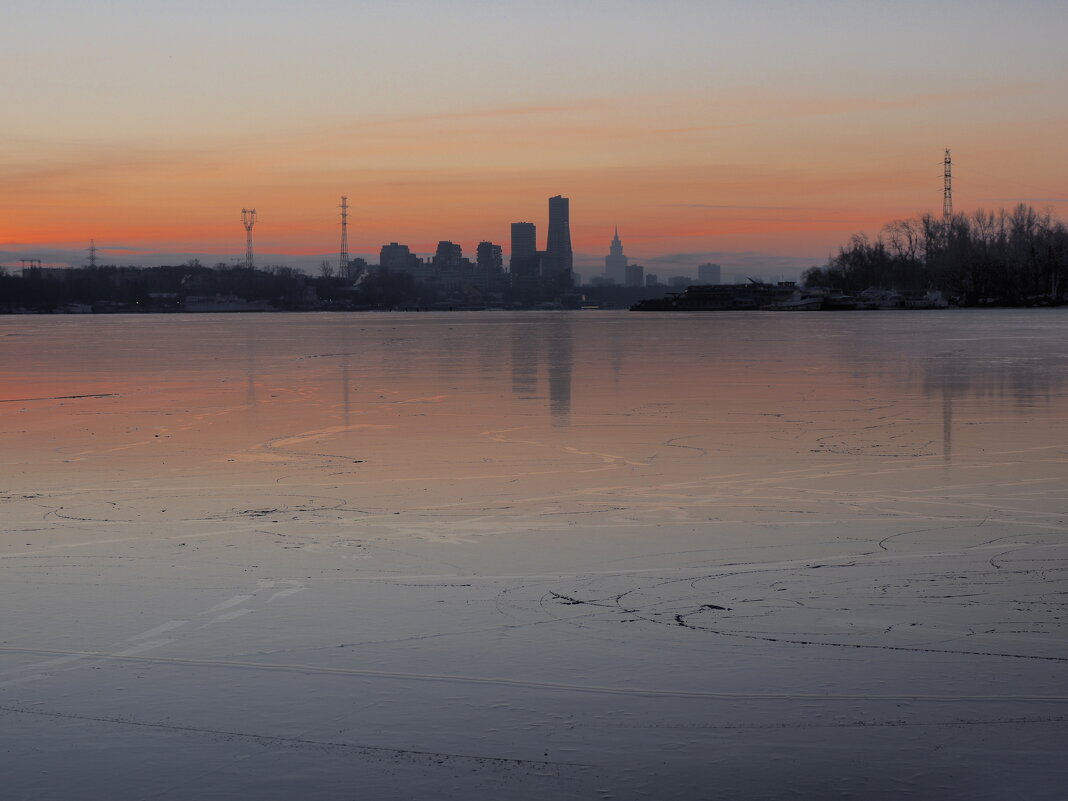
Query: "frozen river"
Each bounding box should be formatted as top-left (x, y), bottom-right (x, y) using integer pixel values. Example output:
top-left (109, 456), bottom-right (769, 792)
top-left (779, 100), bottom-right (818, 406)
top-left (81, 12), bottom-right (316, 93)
top-left (2, 310), bottom-right (1066, 799)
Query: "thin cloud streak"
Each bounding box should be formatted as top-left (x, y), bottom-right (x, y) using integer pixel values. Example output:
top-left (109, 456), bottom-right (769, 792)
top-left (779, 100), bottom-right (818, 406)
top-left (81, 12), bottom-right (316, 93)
top-left (2, 81), bottom-right (1064, 259)
top-left (664, 204), bottom-right (818, 211)
top-left (986, 198), bottom-right (1068, 204)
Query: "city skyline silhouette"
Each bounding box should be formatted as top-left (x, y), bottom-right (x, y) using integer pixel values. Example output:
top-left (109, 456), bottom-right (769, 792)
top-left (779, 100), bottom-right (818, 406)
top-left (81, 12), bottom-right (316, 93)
top-left (4, 3), bottom-right (1066, 280)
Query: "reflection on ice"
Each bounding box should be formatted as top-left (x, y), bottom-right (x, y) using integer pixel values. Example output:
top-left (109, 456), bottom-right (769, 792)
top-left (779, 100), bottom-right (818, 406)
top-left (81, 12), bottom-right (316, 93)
top-left (1, 310), bottom-right (1066, 800)
top-left (509, 313), bottom-right (573, 424)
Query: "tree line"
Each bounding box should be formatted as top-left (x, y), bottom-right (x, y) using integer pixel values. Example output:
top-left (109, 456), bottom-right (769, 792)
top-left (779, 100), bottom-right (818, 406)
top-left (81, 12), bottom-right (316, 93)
top-left (803, 204), bottom-right (1068, 305)
top-left (0, 261), bottom-right (441, 312)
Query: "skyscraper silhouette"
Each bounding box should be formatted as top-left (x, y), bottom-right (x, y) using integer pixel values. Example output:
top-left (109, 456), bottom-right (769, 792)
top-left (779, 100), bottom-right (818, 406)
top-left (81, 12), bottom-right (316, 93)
top-left (545, 195), bottom-right (573, 286)
top-left (605, 226), bottom-right (627, 285)
top-left (510, 221), bottom-right (541, 288)
top-left (477, 241), bottom-right (503, 273)
top-left (510, 222), bottom-right (537, 261)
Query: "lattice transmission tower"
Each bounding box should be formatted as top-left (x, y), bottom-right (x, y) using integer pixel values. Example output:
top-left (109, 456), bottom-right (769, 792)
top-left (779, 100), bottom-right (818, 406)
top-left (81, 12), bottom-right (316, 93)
top-left (943, 149), bottom-right (952, 220)
top-left (88, 239), bottom-right (97, 268)
top-left (242, 208), bottom-right (257, 269)
top-left (339, 196), bottom-right (349, 279)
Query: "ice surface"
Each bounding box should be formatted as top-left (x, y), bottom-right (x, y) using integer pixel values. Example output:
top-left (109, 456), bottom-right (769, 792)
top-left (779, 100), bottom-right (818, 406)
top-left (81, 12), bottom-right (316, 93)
top-left (1, 310), bottom-right (1066, 799)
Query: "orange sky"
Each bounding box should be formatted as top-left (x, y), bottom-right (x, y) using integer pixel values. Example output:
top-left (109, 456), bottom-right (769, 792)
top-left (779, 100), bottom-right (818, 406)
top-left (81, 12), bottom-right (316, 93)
top-left (4, 2), bottom-right (1067, 278)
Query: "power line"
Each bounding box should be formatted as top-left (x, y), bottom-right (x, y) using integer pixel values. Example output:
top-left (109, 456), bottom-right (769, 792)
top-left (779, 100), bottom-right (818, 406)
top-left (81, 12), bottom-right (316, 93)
top-left (943, 149), bottom-right (952, 220)
top-left (241, 208), bottom-right (257, 269)
top-left (339, 196), bottom-right (349, 278)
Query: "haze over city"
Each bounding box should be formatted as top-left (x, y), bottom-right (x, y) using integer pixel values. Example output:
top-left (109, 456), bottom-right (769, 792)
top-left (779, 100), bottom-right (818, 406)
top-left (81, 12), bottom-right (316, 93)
top-left (4, 0), bottom-right (1067, 281)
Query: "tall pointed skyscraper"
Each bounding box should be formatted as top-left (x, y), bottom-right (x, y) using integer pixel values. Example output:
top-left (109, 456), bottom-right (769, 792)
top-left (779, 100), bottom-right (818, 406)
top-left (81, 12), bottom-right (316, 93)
top-left (605, 226), bottom-right (627, 285)
top-left (545, 195), bottom-right (573, 286)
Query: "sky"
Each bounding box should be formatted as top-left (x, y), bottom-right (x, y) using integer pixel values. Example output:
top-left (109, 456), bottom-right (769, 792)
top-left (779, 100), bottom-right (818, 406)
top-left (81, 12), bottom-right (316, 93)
top-left (3, 0), bottom-right (1067, 280)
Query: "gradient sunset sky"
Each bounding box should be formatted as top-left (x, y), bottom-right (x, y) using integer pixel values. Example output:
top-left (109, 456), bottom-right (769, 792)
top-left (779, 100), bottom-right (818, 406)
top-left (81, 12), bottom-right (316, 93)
top-left (4, 0), bottom-right (1067, 278)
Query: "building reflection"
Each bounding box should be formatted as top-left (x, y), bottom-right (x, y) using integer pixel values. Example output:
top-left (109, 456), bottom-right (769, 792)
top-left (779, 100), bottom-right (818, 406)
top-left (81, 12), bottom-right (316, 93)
top-left (546, 315), bottom-right (573, 425)
top-left (510, 319), bottom-right (539, 399)
top-left (510, 314), bottom-right (572, 426)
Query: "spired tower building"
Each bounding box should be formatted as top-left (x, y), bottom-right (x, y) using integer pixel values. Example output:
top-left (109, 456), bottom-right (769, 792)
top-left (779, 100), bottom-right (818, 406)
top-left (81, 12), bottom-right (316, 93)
top-left (604, 227), bottom-right (627, 285)
top-left (545, 195), bottom-right (573, 287)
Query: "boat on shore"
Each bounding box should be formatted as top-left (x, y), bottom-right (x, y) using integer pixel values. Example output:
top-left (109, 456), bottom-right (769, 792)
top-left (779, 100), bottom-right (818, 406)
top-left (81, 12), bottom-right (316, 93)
top-left (631, 280), bottom-right (799, 311)
top-left (632, 282), bottom-right (950, 312)
top-left (763, 293), bottom-right (824, 311)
